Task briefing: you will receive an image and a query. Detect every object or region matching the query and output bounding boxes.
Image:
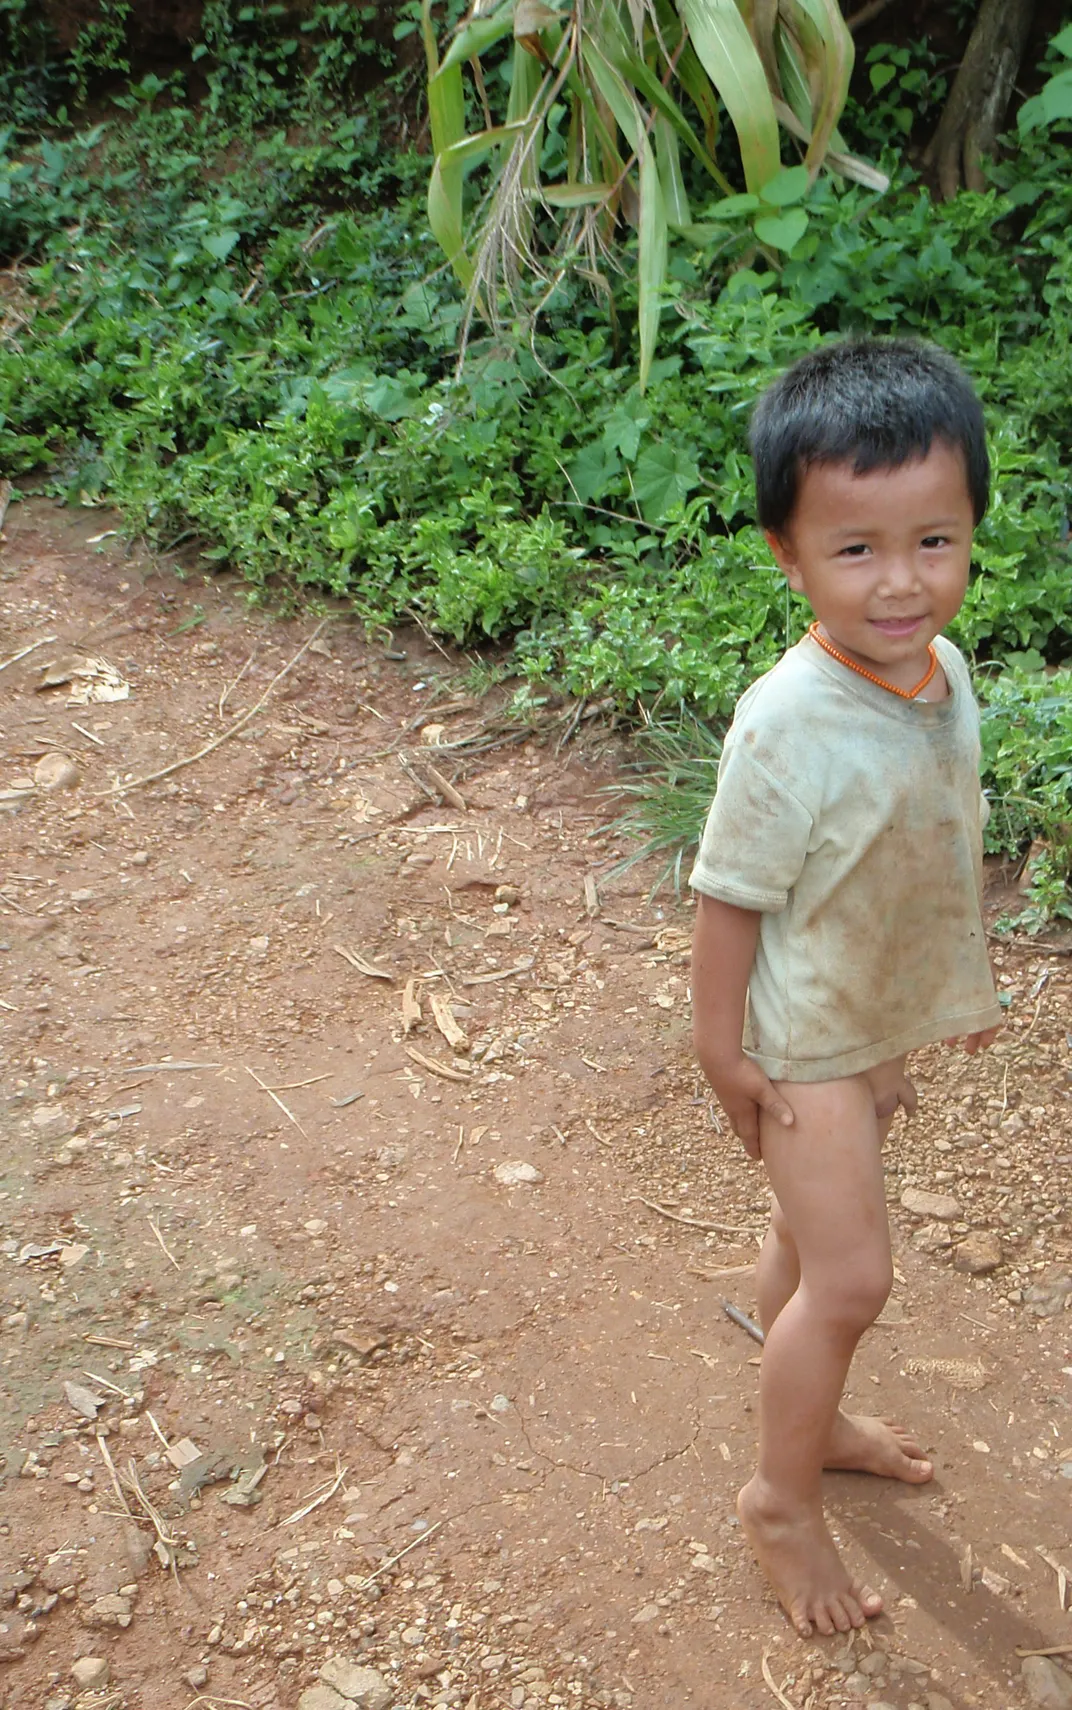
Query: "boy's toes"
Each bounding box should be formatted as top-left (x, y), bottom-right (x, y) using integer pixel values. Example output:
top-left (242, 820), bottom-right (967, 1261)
top-left (858, 1583), bottom-right (884, 1617)
top-left (789, 1603), bottom-right (814, 1639)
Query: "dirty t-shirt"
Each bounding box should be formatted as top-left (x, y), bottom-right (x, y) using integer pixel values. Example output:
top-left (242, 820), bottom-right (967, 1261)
top-left (689, 633), bottom-right (1001, 1082)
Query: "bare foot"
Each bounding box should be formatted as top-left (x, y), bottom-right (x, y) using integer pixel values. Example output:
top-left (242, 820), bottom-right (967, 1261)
top-left (825, 1413), bottom-right (933, 1483)
top-left (737, 1476), bottom-right (883, 1639)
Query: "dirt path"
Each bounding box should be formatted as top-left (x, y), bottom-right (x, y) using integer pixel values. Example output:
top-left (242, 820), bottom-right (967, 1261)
top-left (2, 502), bottom-right (1072, 1710)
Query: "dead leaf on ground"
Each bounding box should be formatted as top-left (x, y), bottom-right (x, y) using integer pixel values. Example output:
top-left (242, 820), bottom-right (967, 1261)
top-left (405, 1045), bottom-right (470, 1083)
top-left (431, 991), bottom-right (468, 1053)
top-left (401, 978), bottom-right (422, 1035)
top-left (333, 944), bottom-right (393, 981)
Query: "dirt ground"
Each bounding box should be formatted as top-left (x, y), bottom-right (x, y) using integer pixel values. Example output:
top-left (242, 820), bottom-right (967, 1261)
top-left (2, 500), bottom-right (1072, 1710)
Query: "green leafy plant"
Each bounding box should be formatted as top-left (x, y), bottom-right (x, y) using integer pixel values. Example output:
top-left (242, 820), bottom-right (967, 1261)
top-left (420, 0), bottom-right (886, 386)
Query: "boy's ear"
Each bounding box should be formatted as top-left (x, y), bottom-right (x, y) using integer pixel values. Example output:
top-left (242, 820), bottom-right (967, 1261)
top-left (765, 528), bottom-right (804, 592)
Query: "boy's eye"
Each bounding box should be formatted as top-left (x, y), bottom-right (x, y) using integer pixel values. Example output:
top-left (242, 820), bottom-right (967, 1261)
top-left (921, 534), bottom-right (949, 549)
top-left (838, 543), bottom-right (870, 557)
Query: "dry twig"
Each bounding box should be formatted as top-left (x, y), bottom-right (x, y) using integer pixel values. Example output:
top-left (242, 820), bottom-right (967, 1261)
top-left (246, 1066), bottom-right (309, 1139)
top-left (358, 1520), bottom-right (443, 1588)
top-left (760, 1647), bottom-right (796, 1710)
top-left (93, 619), bottom-right (330, 797)
top-left (279, 1459), bottom-right (348, 1527)
top-left (631, 1194), bottom-right (754, 1238)
top-left (148, 1218), bottom-right (181, 1272)
top-left (0, 635), bottom-right (56, 673)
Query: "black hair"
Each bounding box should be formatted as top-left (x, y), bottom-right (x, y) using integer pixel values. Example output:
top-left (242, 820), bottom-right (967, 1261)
top-left (750, 337), bottom-right (990, 532)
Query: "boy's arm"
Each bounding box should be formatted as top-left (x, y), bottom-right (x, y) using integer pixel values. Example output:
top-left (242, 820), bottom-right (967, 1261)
top-left (691, 893), bottom-right (794, 1160)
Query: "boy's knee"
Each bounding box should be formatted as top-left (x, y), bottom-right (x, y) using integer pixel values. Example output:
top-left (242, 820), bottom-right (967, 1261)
top-left (873, 1088), bottom-right (900, 1121)
top-left (817, 1258), bottom-right (892, 1333)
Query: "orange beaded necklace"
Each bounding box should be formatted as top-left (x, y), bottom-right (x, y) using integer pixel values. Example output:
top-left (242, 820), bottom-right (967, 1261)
top-left (807, 621), bottom-right (938, 701)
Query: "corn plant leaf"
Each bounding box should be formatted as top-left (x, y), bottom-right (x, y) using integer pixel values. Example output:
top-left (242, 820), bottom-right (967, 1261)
top-left (676, 0), bottom-right (781, 192)
top-left (780, 0), bottom-right (854, 173)
top-left (542, 181), bottom-right (617, 205)
top-left (514, 0), bottom-right (560, 33)
top-left (425, 0), bottom-right (471, 287)
top-left (583, 41), bottom-right (668, 392)
top-left (439, 119), bottom-right (530, 172)
top-left (655, 114), bottom-right (690, 227)
top-left (440, 3), bottom-right (517, 71)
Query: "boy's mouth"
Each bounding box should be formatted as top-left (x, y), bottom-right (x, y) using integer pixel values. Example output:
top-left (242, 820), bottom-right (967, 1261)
top-left (870, 616), bottom-right (925, 638)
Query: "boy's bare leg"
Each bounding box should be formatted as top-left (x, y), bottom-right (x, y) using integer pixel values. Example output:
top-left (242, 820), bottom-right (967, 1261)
top-left (738, 1072), bottom-right (895, 1637)
top-left (758, 1210), bottom-right (931, 1483)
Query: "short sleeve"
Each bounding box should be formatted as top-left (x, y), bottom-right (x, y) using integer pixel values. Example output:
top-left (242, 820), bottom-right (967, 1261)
top-left (688, 738), bottom-right (813, 913)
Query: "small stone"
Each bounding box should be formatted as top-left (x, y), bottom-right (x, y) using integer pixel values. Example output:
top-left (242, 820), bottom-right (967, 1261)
top-left (318, 1659), bottom-right (393, 1709)
top-left (493, 1161), bottom-right (544, 1187)
top-left (859, 1653), bottom-right (887, 1676)
top-left (844, 1674), bottom-right (871, 1697)
top-left (926, 1695), bottom-right (955, 1710)
top-left (1022, 1655), bottom-right (1072, 1709)
top-left (71, 1657), bottom-right (110, 1690)
top-left (298, 1689), bottom-right (348, 1710)
top-left (901, 1188), bottom-right (960, 1221)
top-left (304, 1219), bottom-right (328, 1236)
top-left (185, 1665), bottom-right (209, 1688)
top-left (81, 1593), bottom-right (132, 1629)
top-left (912, 1221), bottom-right (953, 1253)
top-left (954, 1231), bottom-right (1003, 1275)
top-left (631, 1604), bottom-right (660, 1625)
top-left (401, 1625), bottom-right (424, 1645)
top-left (494, 885), bottom-right (520, 906)
top-left (1025, 1276), bottom-right (1072, 1318)
top-left (131, 851), bottom-right (149, 866)
top-left (34, 753), bottom-right (80, 791)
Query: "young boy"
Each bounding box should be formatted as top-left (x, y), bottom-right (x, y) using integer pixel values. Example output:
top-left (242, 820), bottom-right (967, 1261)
top-left (690, 338), bottom-right (1002, 1639)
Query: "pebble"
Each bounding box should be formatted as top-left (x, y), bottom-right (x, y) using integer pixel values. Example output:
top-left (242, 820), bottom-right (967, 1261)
top-left (901, 1188), bottom-right (960, 1221)
top-left (318, 1659), bottom-right (393, 1709)
top-left (493, 1161), bottom-right (544, 1187)
top-left (926, 1695), bottom-right (955, 1710)
top-left (953, 1231), bottom-right (1003, 1274)
top-left (844, 1672), bottom-right (871, 1696)
top-left (80, 1594), bottom-right (132, 1629)
top-left (298, 1689), bottom-right (348, 1710)
top-left (1022, 1656), bottom-right (1072, 1709)
top-left (912, 1221), bottom-right (953, 1253)
top-left (34, 752), bottom-right (80, 790)
top-left (71, 1657), bottom-right (110, 1689)
top-left (185, 1664), bottom-right (209, 1688)
top-left (858, 1653), bottom-right (887, 1677)
top-left (131, 850), bottom-right (149, 866)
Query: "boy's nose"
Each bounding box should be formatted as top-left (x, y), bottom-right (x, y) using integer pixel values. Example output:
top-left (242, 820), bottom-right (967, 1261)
top-left (877, 555), bottom-right (921, 594)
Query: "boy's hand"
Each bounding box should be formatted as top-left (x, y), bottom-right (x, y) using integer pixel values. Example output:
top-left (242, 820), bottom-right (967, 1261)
top-left (706, 1054), bottom-right (794, 1160)
top-left (944, 1026), bottom-right (1001, 1054)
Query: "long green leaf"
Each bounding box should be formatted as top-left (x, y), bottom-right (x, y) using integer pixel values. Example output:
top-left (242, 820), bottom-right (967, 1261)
top-left (424, 0), bottom-right (471, 287)
top-left (677, 0), bottom-right (781, 192)
top-left (542, 181), bottom-right (617, 205)
top-left (655, 114), bottom-right (690, 226)
top-left (779, 0), bottom-right (853, 174)
top-left (439, 119), bottom-right (530, 172)
top-left (583, 41), bottom-right (667, 391)
top-left (440, 5), bottom-right (517, 71)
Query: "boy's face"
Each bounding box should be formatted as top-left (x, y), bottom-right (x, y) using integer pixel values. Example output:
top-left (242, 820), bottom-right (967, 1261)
top-left (765, 441), bottom-right (975, 692)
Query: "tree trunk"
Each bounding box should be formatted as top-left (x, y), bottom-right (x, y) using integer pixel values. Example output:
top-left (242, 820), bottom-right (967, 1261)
top-left (924, 0), bottom-right (1037, 199)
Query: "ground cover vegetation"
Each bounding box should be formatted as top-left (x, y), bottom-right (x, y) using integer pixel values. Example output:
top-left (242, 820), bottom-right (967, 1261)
top-left (1, 3), bottom-right (1071, 921)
